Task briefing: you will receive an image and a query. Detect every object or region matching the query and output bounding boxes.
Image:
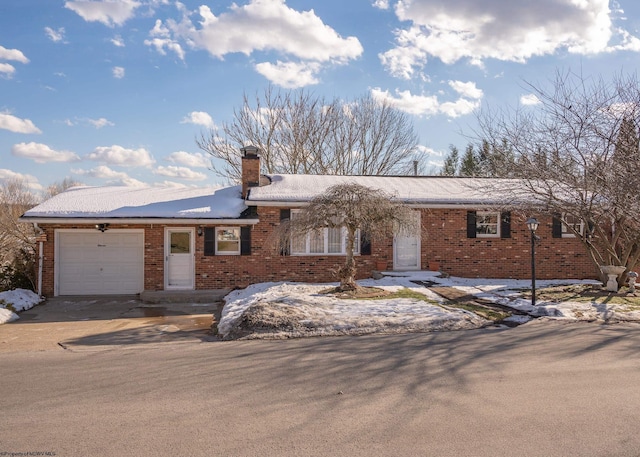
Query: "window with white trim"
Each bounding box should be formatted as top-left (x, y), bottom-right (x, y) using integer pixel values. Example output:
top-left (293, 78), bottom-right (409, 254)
top-left (290, 210), bottom-right (360, 255)
top-left (562, 214), bottom-right (584, 237)
top-left (476, 211), bottom-right (501, 238)
top-left (215, 227), bottom-right (241, 255)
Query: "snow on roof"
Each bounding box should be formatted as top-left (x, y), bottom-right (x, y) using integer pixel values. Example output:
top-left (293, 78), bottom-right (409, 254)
top-left (23, 185), bottom-right (247, 219)
top-left (248, 174), bottom-right (525, 206)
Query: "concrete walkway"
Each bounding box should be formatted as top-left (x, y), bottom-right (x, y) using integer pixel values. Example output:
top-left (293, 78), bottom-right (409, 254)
top-left (0, 294), bottom-right (224, 353)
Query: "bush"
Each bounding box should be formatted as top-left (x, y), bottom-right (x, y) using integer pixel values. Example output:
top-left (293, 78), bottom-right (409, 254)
top-left (0, 248), bottom-right (36, 292)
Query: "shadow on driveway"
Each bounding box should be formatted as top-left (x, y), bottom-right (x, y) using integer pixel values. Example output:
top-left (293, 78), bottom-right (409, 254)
top-left (0, 295), bottom-right (223, 352)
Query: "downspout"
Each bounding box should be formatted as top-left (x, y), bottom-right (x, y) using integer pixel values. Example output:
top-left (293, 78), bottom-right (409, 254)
top-left (34, 223), bottom-right (43, 297)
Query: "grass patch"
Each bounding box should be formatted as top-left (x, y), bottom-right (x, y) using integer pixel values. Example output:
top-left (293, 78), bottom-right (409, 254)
top-left (322, 286), bottom-right (392, 299)
top-left (330, 287), bottom-right (439, 303)
top-left (337, 287), bottom-right (509, 321)
top-left (445, 302), bottom-right (511, 321)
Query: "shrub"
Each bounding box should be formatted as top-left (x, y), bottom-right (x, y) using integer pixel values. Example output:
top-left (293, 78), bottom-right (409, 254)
top-left (0, 248), bottom-right (36, 292)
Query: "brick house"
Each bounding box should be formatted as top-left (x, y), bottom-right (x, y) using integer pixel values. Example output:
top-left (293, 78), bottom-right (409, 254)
top-left (21, 146), bottom-right (596, 297)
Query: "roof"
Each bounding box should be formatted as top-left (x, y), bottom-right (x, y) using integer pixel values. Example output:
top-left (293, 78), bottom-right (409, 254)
top-left (247, 174), bottom-right (525, 206)
top-left (21, 185), bottom-right (249, 223)
top-left (21, 174), bottom-right (532, 224)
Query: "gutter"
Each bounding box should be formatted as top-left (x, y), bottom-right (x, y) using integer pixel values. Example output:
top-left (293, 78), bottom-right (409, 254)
top-left (247, 200), bottom-right (511, 209)
top-left (19, 217), bottom-right (260, 225)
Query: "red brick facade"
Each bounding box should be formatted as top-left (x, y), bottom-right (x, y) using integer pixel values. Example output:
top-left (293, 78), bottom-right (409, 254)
top-left (37, 207), bottom-right (597, 297)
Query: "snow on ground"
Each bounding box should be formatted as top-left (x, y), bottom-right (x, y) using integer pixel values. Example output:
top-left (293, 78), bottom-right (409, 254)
top-left (0, 289), bottom-right (43, 324)
top-left (219, 272), bottom-right (640, 340)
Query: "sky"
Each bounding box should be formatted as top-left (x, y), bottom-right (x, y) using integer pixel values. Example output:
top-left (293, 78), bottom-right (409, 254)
top-left (2, 0), bottom-right (640, 194)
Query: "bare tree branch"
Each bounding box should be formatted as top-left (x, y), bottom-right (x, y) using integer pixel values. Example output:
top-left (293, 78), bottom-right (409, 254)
top-left (197, 87), bottom-right (420, 181)
top-left (477, 69), bottom-right (640, 283)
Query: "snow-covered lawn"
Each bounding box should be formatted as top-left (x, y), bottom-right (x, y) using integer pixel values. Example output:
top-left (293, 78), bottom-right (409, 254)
top-left (0, 289), bottom-right (43, 324)
top-left (219, 272), bottom-right (640, 340)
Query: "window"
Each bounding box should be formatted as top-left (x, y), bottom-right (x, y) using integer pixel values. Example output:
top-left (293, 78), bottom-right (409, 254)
top-left (215, 227), bottom-right (240, 255)
top-left (562, 214), bottom-right (584, 238)
top-left (290, 210), bottom-right (360, 255)
top-left (170, 232), bottom-right (190, 253)
top-left (475, 211), bottom-right (500, 238)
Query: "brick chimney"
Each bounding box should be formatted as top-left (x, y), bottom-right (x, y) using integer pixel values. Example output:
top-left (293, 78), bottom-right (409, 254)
top-left (241, 145), bottom-right (261, 199)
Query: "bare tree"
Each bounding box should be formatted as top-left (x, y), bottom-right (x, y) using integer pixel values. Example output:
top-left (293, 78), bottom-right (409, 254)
top-left (276, 183), bottom-right (418, 292)
top-left (45, 177), bottom-right (82, 198)
top-left (197, 87), bottom-right (420, 181)
top-left (0, 179), bottom-right (39, 290)
top-left (478, 69), bottom-right (640, 284)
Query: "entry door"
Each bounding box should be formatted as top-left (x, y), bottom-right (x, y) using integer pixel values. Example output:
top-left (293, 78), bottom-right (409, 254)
top-left (165, 228), bottom-right (195, 289)
top-left (393, 212), bottom-right (421, 270)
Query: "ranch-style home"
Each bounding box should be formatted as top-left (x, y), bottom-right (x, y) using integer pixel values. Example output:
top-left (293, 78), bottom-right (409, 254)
top-left (21, 146), bottom-right (596, 297)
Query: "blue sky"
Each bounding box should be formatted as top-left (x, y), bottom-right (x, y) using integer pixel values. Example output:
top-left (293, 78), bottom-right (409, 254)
top-left (2, 0), bottom-right (640, 193)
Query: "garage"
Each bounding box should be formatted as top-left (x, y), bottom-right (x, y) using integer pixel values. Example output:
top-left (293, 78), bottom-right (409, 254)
top-left (56, 230), bottom-right (144, 296)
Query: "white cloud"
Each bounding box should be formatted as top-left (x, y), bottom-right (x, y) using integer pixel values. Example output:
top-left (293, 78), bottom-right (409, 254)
top-left (372, 0), bottom-right (390, 9)
top-left (11, 142), bottom-right (80, 164)
top-left (64, 0), bottom-right (141, 27)
top-left (380, 0), bottom-right (638, 78)
top-left (0, 113), bottom-right (42, 134)
top-left (438, 97), bottom-right (481, 118)
top-left (181, 111), bottom-right (215, 128)
top-left (0, 169), bottom-right (43, 191)
top-left (61, 117), bottom-right (115, 128)
top-left (520, 94), bottom-right (541, 106)
top-left (110, 35), bottom-right (125, 47)
top-left (255, 61), bottom-right (321, 88)
top-left (148, 0), bottom-right (362, 86)
top-left (449, 81), bottom-right (483, 100)
top-left (154, 180), bottom-right (188, 188)
top-left (86, 145), bottom-right (155, 167)
top-left (371, 88), bottom-right (440, 116)
top-left (154, 165), bottom-right (207, 181)
top-left (87, 117), bottom-right (115, 128)
top-left (0, 45), bottom-right (29, 63)
top-left (112, 66), bottom-right (125, 78)
top-left (44, 27), bottom-right (66, 43)
top-left (0, 63), bottom-right (16, 77)
top-left (371, 82), bottom-right (482, 118)
top-left (167, 151), bottom-right (211, 168)
top-left (73, 165), bottom-right (147, 187)
top-left (144, 19), bottom-right (185, 60)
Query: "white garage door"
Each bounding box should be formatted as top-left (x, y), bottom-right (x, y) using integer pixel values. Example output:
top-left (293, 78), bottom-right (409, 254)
top-left (57, 230), bottom-right (144, 295)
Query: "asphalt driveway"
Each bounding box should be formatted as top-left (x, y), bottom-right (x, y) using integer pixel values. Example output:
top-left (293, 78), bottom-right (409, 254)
top-left (0, 295), bottom-right (223, 352)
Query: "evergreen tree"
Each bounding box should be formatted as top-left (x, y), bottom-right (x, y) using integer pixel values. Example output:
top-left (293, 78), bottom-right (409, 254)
top-left (440, 145), bottom-right (459, 176)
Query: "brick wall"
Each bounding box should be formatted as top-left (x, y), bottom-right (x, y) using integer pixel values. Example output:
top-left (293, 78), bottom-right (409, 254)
top-left (37, 208), bottom-right (598, 296)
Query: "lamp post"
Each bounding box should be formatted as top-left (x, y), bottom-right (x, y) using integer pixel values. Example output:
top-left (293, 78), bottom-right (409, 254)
top-left (526, 218), bottom-right (539, 308)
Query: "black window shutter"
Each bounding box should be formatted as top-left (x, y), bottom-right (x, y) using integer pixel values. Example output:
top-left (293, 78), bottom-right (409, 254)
top-left (240, 226), bottom-right (251, 255)
top-left (204, 228), bottom-right (215, 256)
top-left (552, 214), bottom-right (562, 238)
top-left (466, 211), bottom-right (477, 238)
top-left (500, 212), bottom-right (511, 239)
top-left (360, 231), bottom-right (371, 255)
top-left (280, 209), bottom-right (290, 256)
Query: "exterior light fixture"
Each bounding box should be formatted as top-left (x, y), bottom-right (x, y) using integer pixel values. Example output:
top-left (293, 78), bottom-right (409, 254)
top-left (526, 217), bottom-right (539, 307)
top-left (95, 223), bottom-right (109, 232)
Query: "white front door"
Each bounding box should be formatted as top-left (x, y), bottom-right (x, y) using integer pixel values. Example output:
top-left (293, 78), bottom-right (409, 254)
top-left (393, 212), bottom-right (421, 270)
top-left (165, 228), bottom-right (195, 289)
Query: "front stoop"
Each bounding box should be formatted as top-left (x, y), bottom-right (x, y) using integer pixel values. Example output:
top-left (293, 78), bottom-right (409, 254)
top-left (140, 289), bottom-right (231, 304)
